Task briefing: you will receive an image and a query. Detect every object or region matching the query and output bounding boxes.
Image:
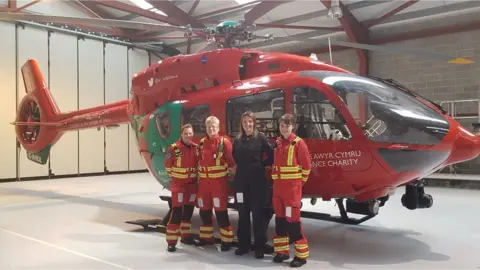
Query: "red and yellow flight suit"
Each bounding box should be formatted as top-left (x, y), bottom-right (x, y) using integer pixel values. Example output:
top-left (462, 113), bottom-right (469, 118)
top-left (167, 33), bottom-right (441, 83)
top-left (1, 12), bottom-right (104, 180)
top-left (271, 133), bottom-right (311, 265)
top-left (196, 134), bottom-right (236, 250)
top-left (164, 139), bottom-right (199, 249)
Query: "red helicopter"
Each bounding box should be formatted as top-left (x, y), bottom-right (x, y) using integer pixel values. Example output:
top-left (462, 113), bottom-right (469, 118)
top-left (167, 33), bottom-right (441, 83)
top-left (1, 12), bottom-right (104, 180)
top-left (12, 47), bottom-right (480, 230)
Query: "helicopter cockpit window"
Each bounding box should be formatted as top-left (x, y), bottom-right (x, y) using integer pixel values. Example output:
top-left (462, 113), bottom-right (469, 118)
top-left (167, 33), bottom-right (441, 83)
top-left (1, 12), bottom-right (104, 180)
top-left (226, 89), bottom-right (285, 138)
top-left (292, 86), bottom-right (351, 140)
top-left (181, 104), bottom-right (210, 137)
top-left (298, 71), bottom-right (450, 145)
top-left (155, 111), bottom-right (170, 139)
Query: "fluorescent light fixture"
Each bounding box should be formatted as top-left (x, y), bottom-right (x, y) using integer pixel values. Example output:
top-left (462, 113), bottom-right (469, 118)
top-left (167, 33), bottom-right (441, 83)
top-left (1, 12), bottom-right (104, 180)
top-left (235, 0), bottom-right (257, 4)
top-left (129, 0), bottom-right (168, 16)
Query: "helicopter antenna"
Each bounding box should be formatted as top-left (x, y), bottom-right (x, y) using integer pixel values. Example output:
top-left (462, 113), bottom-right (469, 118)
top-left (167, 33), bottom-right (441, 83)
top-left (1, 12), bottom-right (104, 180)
top-left (328, 37), bottom-right (333, 65)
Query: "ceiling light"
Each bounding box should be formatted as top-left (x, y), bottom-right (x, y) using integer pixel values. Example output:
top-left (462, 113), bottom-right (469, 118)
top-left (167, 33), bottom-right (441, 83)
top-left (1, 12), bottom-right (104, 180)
top-left (327, 0), bottom-right (343, 19)
top-left (128, 0), bottom-right (167, 16)
top-left (234, 0), bottom-right (256, 5)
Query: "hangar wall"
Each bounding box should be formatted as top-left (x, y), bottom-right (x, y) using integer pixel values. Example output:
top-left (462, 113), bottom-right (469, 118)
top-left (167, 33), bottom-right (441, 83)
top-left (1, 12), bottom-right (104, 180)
top-left (0, 21), bottom-right (153, 181)
top-left (314, 26), bottom-right (480, 173)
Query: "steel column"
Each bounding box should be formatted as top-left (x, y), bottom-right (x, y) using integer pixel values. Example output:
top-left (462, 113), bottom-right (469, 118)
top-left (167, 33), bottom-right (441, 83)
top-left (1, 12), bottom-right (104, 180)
top-left (321, 0), bottom-right (369, 76)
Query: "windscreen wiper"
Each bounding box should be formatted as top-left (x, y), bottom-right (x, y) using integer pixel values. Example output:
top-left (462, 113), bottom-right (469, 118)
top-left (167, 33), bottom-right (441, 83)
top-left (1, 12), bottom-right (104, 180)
top-left (368, 76), bottom-right (447, 114)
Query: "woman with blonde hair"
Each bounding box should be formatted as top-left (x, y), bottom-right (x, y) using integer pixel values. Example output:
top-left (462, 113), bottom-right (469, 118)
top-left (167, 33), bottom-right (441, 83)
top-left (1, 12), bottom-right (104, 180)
top-left (232, 111), bottom-right (275, 258)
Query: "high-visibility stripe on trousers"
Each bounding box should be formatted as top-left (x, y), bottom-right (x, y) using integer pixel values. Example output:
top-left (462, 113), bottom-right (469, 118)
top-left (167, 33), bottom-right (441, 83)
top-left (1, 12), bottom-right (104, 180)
top-left (180, 222), bottom-right (192, 239)
top-left (166, 224), bottom-right (180, 245)
top-left (199, 225), bottom-right (214, 242)
top-left (220, 225), bottom-right (234, 243)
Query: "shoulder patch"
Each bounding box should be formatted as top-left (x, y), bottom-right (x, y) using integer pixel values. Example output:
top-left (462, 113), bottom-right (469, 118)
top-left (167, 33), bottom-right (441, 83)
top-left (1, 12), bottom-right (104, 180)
top-left (165, 151), bottom-right (172, 159)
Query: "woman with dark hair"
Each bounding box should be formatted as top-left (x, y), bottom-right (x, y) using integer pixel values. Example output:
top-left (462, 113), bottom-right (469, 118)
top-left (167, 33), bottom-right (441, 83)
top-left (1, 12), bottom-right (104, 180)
top-left (232, 111), bottom-right (275, 258)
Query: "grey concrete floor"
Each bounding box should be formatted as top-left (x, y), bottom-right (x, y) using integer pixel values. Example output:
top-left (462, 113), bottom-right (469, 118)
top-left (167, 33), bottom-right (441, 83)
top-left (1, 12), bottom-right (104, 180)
top-left (0, 173), bottom-right (479, 269)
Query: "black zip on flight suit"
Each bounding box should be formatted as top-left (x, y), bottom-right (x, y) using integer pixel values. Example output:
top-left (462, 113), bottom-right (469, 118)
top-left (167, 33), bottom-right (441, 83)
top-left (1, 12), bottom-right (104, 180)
top-left (232, 132), bottom-right (274, 258)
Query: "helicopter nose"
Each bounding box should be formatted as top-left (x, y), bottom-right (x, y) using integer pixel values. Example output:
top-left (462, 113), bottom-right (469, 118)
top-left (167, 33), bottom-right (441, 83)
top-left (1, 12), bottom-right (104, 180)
top-left (448, 126), bottom-right (480, 164)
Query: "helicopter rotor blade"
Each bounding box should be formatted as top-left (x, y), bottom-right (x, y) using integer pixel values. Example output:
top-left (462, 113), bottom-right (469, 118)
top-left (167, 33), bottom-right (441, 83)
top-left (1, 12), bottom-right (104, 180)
top-left (0, 12), bottom-right (199, 32)
top-left (194, 42), bottom-right (219, 54)
top-left (260, 36), bottom-right (475, 64)
top-left (243, 0), bottom-right (293, 25)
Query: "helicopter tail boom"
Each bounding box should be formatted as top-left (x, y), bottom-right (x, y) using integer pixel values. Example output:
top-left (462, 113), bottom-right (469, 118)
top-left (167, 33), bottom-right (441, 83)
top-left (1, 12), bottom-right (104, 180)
top-left (13, 59), bottom-right (130, 165)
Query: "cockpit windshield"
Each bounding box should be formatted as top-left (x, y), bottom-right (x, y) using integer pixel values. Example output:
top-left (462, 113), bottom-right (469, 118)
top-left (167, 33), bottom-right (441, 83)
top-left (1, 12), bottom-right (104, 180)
top-left (299, 71), bottom-right (450, 145)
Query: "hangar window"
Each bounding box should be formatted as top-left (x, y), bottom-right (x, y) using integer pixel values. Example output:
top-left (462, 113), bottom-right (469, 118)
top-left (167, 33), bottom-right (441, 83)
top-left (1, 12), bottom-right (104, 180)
top-left (181, 104), bottom-right (210, 137)
top-left (155, 111), bottom-right (170, 139)
top-left (226, 89), bottom-right (285, 138)
top-left (292, 86), bottom-right (351, 140)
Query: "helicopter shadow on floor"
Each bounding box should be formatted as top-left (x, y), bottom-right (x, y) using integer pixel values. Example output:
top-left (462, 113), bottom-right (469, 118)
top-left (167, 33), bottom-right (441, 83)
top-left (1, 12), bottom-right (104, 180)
top-left (157, 221), bottom-right (450, 269)
top-left (299, 220), bottom-right (449, 268)
top-left (66, 203), bottom-right (450, 269)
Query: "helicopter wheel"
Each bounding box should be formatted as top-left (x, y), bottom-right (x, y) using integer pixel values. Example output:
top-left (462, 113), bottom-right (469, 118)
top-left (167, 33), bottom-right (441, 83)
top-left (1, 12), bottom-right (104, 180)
top-left (368, 200), bottom-right (380, 216)
top-left (401, 182), bottom-right (433, 210)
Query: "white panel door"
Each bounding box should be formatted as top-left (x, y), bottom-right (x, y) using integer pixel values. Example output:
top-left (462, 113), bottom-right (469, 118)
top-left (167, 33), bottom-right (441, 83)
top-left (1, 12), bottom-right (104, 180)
top-left (17, 26), bottom-right (50, 179)
top-left (49, 32), bottom-right (79, 176)
top-left (127, 48), bottom-right (149, 171)
top-left (105, 43), bottom-right (128, 172)
top-left (0, 22), bottom-right (17, 180)
top-left (78, 39), bottom-right (104, 174)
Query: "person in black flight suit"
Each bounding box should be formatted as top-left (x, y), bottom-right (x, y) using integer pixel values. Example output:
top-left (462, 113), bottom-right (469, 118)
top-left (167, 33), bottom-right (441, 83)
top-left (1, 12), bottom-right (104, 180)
top-left (232, 111), bottom-right (275, 259)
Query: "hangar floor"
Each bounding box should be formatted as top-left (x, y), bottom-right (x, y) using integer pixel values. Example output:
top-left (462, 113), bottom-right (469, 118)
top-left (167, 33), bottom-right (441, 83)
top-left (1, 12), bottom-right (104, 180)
top-left (0, 173), bottom-right (478, 269)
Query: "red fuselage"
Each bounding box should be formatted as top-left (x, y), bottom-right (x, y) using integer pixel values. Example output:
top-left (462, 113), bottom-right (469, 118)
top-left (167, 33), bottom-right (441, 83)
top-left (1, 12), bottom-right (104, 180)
top-left (127, 49), bottom-right (480, 202)
top-left (16, 50), bottom-right (478, 203)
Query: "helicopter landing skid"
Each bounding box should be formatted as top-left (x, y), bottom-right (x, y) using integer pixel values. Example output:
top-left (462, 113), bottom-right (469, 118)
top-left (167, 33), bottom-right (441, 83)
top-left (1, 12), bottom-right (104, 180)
top-left (125, 196), bottom-right (172, 230)
top-left (300, 198), bottom-right (377, 225)
top-left (126, 196), bottom-right (377, 233)
top-left (126, 195), bottom-right (274, 252)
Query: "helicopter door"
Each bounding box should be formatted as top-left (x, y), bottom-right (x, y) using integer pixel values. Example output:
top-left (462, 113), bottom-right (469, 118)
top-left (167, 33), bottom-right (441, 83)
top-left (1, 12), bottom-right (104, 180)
top-left (145, 101), bottom-right (183, 189)
top-left (292, 86), bottom-right (373, 174)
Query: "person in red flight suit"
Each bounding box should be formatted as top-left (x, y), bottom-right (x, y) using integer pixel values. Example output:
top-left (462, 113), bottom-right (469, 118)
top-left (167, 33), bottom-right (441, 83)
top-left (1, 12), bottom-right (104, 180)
top-left (271, 113), bottom-right (311, 268)
top-left (195, 115), bottom-right (236, 251)
top-left (164, 124), bottom-right (199, 252)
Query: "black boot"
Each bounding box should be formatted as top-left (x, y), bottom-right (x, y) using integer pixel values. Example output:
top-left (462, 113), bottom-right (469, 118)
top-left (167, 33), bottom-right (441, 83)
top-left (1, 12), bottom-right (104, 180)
top-left (235, 248), bottom-right (250, 256)
top-left (167, 245), bottom-right (176, 252)
top-left (180, 236), bottom-right (195, 245)
top-left (289, 257), bottom-right (306, 267)
top-left (264, 243), bottom-right (274, 254)
top-left (273, 253), bottom-right (289, 263)
top-left (254, 247), bottom-right (264, 259)
top-left (195, 239), bottom-right (214, 247)
top-left (220, 242), bottom-right (231, 252)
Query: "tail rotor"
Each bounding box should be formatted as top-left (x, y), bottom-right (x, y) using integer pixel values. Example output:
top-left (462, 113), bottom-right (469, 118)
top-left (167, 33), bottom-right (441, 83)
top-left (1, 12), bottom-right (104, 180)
top-left (19, 99), bottom-right (41, 144)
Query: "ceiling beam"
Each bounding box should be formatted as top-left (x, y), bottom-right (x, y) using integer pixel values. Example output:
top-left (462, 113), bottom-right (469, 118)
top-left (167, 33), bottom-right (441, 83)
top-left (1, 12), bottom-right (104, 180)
top-left (71, 0), bottom-right (123, 36)
top-left (0, 0), bottom-right (39, 12)
top-left (8, 0), bottom-right (16, 8)
top-left (364, 0), bottom-right (418, 28)
top-left (188, 0), bottom-right (200, 16)
top-left (240, 0), bottom-right (479, 51)
top-left (243, 0), bottom-right (291, 24)
top-left (193, 1), bottom-right (261, 20)
top-left (92, 0), bottom-right (183, 26)
top-left (172, 0), bottom-right (388, 49)
top-left (321, 0), bottom-right (369, 75)
top-left (295, 19), bottom-right (480, 56)
top-left (145, 0), bottom-right (204, 28)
